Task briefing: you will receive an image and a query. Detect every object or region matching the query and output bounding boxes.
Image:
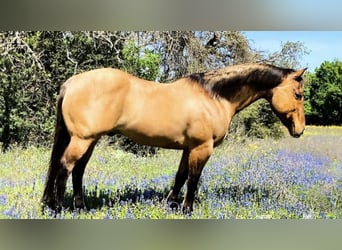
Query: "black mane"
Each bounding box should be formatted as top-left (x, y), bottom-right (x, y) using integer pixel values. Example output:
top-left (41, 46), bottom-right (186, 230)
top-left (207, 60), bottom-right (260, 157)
top-left (188, 63), bottom-right (295, 98)
top-left (188, 72), bottom-right (206, 85)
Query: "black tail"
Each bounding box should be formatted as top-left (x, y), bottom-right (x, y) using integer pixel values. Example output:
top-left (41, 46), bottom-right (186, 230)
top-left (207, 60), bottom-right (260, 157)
top-left (42, 87), bottom-right (70, 208)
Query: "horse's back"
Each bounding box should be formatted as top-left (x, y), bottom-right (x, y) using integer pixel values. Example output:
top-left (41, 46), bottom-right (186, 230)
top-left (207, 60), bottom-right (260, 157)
top-left (62, 68), bottom-right (130, 90)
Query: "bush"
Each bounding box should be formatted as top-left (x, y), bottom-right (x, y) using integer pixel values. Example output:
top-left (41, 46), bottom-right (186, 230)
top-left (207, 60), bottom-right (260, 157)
top-left (305, 60), bottom-right (342, 125)
top-left (229, 99), bottom-right (284, 140)
top-left (108, 134), bottom-right (158, 157)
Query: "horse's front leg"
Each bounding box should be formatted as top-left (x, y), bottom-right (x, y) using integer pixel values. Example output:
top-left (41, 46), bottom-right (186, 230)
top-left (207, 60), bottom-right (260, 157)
top-left (167, 149), bottom-right (190, 209)
top-left (182, 140), bottom-right (213, 214)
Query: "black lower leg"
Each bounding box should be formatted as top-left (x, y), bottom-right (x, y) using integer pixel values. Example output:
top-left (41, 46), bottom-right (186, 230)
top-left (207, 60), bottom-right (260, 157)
top-left (169, 168), bottom-right (188, 199)
top-left (55, 168), bottom-right (69, 212)
top-left (42, 180), bottom-right (56, 209)
top-left (182, 177), bottom-right (198, 213)
top-left (71, 142), bottom-right (96, 210)
top-left (72, 164), bottom-right (86, 210)
top-left (42, 163), bottom-right (61, 210)
top-left (167, 149), bottom-right (189, 209)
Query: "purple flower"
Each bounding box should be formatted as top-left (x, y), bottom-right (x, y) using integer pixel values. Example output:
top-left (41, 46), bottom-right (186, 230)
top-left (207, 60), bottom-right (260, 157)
top-left (104, 211), bottom-right (111, 219)
top-left (0, 194), bottom-right (6, 205)
top-left (320, 212), bottom-right (327, 219)
top-left (3, 206), bottom-right (20, 219)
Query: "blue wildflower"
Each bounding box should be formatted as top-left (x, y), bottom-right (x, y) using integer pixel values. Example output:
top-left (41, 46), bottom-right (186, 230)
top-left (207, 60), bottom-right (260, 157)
top-left (0, 194), bottom-right (6, 205)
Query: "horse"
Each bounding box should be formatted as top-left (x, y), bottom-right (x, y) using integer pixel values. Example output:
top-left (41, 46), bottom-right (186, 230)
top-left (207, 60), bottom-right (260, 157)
top-left (42, 63), bottom-right (307, 213)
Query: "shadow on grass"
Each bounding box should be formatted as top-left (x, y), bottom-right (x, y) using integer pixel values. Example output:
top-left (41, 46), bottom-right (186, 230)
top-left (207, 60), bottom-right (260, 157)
top-left (212, 184), bottom-right (271, 203)
top-left (63, 183), bottom-right (270, 212)
top-left (64, 185), bottom-right (174, 211)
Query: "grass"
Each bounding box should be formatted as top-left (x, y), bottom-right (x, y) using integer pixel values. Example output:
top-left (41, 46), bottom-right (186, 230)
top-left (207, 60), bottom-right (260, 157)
top-left (0, 126), bottom-right (342, 219)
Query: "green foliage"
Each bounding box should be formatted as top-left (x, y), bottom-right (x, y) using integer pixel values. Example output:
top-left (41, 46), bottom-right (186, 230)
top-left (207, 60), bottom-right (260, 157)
top-left (0, 31), bottom-right (125, 151)
top-left (0, 32), bottom-right (54, 151)
top-left (122, 40), bottom-right (161, 81)
top-left (229, 100), bottom-right (284, 140)
top-left (306, 60), bottom-right (342, 125)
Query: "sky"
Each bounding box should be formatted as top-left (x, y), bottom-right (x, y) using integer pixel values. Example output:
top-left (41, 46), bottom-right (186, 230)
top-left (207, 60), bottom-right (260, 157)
top-left (243, 31), bottom-right (342, 72)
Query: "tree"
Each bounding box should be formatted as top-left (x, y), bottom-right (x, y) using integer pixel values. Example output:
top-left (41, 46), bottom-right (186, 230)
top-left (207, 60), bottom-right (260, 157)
top-left (0, 31), bottom-right (127, 151)
top-left (265, 41), bottom-right (310, 69)
top-left (306, 60), bottom-right (342, 125)
top-left (121, 40), bottom-right (161, 81)
top-left (0, 31), bottom-right (51, 151)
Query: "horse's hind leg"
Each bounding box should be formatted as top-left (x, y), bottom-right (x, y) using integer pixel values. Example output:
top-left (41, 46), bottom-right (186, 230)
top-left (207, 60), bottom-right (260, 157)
top-left (166, 149), bottom-right (189, 208)
top-left (72, 141), bottom-right (97, 210)
top-left (42, 162), bottom-right (60, 209)
top-left (55, 136), bottom-right (95, 211)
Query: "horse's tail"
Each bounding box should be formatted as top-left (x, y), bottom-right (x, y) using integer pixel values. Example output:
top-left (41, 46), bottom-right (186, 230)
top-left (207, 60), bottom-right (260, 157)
top-left (42, 86), bottom-right (70, 207)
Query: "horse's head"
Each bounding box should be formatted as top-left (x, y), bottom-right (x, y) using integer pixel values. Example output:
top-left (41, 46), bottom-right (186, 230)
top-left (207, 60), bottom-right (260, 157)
top-left (269, 68), bottom-right (307, 138)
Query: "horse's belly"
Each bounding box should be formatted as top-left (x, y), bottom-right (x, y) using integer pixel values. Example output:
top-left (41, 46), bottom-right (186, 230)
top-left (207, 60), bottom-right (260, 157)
top-left (116, 104), bottom-right (188, 148)
top-left (119, 128), bottom-right (185, 149)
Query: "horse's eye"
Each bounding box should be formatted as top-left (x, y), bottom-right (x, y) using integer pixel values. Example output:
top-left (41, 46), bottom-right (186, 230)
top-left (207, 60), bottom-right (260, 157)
top-left (295, 76), bottom-right (303, 82)
top-left (295, 93), bottom-right (303, 100)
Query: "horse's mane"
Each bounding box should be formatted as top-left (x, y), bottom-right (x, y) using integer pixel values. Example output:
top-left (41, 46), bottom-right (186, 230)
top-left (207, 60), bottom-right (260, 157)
top-left (188, 63), bottom-right (295, 98)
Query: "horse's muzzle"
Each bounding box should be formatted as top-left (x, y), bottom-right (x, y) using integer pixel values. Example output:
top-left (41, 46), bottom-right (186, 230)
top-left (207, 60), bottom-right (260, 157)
top-left (292, 128), bottom-right (305, 138)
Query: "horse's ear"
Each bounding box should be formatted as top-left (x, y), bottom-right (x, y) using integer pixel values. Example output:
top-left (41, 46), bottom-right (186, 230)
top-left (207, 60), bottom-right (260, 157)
top-left (288, 68), bottom-right (307, 82)
top-left (292, 68), bottom-right (307, 78)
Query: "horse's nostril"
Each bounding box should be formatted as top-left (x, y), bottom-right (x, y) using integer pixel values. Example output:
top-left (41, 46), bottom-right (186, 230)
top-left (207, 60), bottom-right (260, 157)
top-left (293, 128), bottom-right (305, 138)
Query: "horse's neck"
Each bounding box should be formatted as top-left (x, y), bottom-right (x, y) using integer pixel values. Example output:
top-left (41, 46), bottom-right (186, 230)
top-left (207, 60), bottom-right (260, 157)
top-left (227, 85), bottom-right (268, 113)
top-left (210, 85), bottom-right (268, 130)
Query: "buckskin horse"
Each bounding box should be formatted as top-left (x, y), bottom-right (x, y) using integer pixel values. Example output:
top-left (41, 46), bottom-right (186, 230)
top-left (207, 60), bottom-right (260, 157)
top-left (42, 63), bottom-right (306, 213)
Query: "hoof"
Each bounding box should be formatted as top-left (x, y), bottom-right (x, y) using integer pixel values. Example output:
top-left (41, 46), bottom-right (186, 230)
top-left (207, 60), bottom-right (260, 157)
top-left (181, 206), bottom-right (193, 216)
top-left (181, 200), bottom-right (194, 215)
top-left (166, 191), bottom-right (182, 211)
top-left (73, 198), bottom-right (86, 211)
top-left (41, 198), bottom-right (57, 212)
top-left (167, 201), bottom-right (180, 211)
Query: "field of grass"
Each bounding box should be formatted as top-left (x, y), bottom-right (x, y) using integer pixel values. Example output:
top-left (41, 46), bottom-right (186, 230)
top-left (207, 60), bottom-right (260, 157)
top-left (0, 126), bottom-right (342, 219)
